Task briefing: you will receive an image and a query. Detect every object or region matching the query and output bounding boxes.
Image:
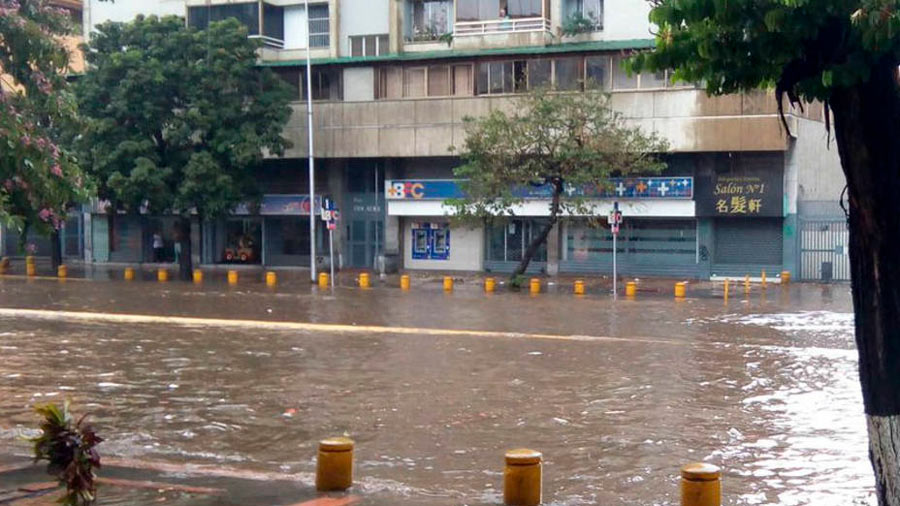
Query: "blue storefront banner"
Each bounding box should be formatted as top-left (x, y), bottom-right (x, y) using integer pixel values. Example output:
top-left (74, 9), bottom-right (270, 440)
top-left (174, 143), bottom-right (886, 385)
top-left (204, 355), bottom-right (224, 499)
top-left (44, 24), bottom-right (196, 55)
top-left (233, 195), bottom-right (322, 216)
top-left (386, 178), bottom-right (693, 200)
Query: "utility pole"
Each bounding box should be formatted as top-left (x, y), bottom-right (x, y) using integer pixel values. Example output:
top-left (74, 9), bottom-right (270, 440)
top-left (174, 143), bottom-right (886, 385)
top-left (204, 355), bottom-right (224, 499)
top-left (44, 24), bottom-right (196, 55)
top-left (305, 0), bottom-right (316, 282)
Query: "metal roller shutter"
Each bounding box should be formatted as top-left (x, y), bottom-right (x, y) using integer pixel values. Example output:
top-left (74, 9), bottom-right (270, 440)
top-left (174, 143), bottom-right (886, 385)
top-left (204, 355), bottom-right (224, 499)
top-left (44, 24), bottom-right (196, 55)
top-left (714, 218), bottom-right (783, 265)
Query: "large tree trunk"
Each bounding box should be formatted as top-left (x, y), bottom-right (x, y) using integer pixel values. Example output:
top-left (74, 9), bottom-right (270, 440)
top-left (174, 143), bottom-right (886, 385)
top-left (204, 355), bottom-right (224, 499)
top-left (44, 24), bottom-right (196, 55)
top-left (511, 182), bottom-right (561, 279)
top-left (49, 229), bottom-right (61, 270)
top-left (175, 216), bottom-right (192, 281)
top-left (830, 61), bottom-right (900, 506)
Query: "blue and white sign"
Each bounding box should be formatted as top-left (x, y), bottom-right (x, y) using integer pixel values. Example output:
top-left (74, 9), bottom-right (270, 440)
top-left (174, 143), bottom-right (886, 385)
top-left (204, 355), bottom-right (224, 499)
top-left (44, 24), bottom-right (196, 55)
top-left (386, 178), bottom-right (693, 201)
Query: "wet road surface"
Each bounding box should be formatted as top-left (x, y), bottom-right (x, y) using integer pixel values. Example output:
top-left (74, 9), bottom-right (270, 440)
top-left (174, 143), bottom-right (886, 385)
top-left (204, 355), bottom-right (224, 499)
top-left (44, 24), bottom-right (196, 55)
top-left (0, 277), bottom-right (873, 505)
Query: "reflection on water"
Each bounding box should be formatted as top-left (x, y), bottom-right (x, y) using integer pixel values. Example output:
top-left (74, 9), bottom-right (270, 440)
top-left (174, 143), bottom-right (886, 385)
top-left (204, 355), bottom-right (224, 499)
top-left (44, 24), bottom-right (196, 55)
top-left (0, 280), bottom-right (874, 505)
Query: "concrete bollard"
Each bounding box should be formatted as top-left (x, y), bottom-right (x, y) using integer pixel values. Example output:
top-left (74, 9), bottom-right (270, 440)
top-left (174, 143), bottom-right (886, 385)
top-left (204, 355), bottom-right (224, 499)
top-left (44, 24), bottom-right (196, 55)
top-left (57, 265), bottom-right (67, 279)
top-left (723, 279), bottom-right (729, 301)
top-left (124, 267), bottom-right (135, 281)
top-left (574, 279), bottom-right (585, 295)
top-left (485, 277), bottom-right (496, 293)
top-left (400, 274), bottom-right (410, 290)
top-left (318, 272), bottom-right (329, 289)
top-left (157, 268), bottom-right (168, 282)
top-left (529, 278), bottom-right (540, 295)
top-left (781, 270), bottom-right (791, 284)
top-left (26, 263), bottom-right (36, 277)
top-left (266, 271), bottom-right (277, 287)
top-left (625, 281), bottom-right (637, 297)
top-left (675, 281), bottom-right (687, 298)
top-left (681, 462), bottom-right (721, 506)
top-left (193, 269), bottom-right (203, 284)
top-left (443, 276), bottom-right (454, 292)
top-left (504, 449), bottom-right (542, 506)
top-left (359, 272), bottom-right (370, 288)
top-left (744, 275), bottom-right (750, 294)
top-left (227, 270), bottom-right (238, 285)
top-left (316, 437), bottom-right (354, 492)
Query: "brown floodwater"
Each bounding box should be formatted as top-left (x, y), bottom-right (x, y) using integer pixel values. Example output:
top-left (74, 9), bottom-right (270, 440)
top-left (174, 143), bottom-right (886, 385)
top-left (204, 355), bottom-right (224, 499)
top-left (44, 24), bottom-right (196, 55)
top-left (0, 277), bottom-right (873, 505)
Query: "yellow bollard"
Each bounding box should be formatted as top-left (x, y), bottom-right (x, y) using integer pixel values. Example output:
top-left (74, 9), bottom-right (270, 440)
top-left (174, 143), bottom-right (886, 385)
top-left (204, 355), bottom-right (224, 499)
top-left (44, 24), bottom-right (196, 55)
top-left (744, 275), bottom-right (750, 294)
top-left (266, 271), bottom-right (277, 287)
top-left (26, 263), bottom-right (36, 277)
top-left (504, 449), bottom-right (542, 506)
top-left (124, 267), bottom-right (135, 281)
top-left (675, 281), bottom-right (687, 298)
top-left (485, 277), bottom-right (496, 293)
top-left (529, 278), bottom-right (540, 295)
top-left (227, 270), bottom-right (238, 285)
top-left (574, 279), bottom-right (585, 295)
top-left (681, 462), bottom-right (721, 506)
top-left (25, 255), bottom-right (34, 266)
top-left (781, 270), bottom-right (791, 284)
top-left (193, 269), bottom-right (203, 284)
top-left (316, 437), bottom-right (354, 492)
top-left (359, 272), bottom-right (370, 288)
top-left (318, 271), bottom-right (329, 289)
top-left (0, 256), bottom-right (8, 275)
top-left (761, 270), bottom-right (767, 289)
top-left (443, 276), bottom-right (454, 292)
top-left (157, 268), bottom-right (168, 282)
top-left (625, 281), bottom-right (637, 297)
top-left (723, 279), bottom-right (729, 301)
top-left (57, 265), bottom-right (67, 279)
top-left (400, 274), bottom-right (410, 290)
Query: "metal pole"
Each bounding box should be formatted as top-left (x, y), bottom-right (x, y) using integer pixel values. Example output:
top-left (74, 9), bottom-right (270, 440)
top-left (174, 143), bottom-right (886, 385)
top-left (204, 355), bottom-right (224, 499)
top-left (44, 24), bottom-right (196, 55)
top-left (329, 228), bottom-right (335, 289)
top-left (374, 166), bottom-right (379, 272)
top-left (613, 231), bottom-right (617, 299)
top-left (305, 0), bottom-right (316, 283)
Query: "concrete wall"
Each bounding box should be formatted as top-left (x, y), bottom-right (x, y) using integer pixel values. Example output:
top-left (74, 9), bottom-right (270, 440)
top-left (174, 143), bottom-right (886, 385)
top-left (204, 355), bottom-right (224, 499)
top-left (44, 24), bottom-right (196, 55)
top-left (339, 0), bottom-right (389, 56)
top-left (84, 0), bottom-right (185, 37)
top-left (280, 89), bottom-right (792, 159)
top-left (793, 117), bottom-right (845, 216)
top-left (402, 219), bottom-right (483, 271)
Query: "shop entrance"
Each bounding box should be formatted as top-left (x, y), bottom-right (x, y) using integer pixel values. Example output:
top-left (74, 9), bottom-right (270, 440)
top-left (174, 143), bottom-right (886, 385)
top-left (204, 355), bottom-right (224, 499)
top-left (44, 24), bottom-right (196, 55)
top-left (344, 162), bottom-right (384, 268)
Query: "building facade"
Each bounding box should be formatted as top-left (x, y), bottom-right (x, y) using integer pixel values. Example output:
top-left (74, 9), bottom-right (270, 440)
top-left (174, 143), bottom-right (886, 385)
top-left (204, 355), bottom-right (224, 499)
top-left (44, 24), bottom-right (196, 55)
top-left (19, 0), bottom-right (845, 280)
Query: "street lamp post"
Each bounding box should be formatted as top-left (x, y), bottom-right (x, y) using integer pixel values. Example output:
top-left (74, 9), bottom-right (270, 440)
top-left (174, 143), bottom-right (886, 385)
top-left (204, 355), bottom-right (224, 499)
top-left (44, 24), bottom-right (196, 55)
top-left (305, 0), bottom-right (316, 282)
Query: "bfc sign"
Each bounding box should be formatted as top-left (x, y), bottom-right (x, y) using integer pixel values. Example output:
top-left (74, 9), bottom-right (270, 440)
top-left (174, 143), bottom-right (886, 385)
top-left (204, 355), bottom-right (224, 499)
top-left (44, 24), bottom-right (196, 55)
top-left (385, 178), bottom-right (692, 200)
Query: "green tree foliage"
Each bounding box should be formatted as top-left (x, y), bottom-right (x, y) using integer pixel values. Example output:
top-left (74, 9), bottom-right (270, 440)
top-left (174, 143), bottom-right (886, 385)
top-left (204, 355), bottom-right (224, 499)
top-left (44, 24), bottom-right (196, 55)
top-left (450, 89), bottom-right (667, 278)
top-left (0, 0), bottom-right (90, 253)
top-left (633, 2), bottom-right (900, 504)
top-left (76, 15), bottom-right (293, 278)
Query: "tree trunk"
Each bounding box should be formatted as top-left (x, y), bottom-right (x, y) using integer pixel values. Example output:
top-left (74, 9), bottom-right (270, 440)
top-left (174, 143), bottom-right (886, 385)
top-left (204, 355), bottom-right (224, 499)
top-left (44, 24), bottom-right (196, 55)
top-left (830, 61), bottom-right (900, 506)
top-left (175, 216), bottom-right (192, 281)
top-left (511, 183), bottom-right (561, 279)
top-left (49, 229), bottom-right (61, 270)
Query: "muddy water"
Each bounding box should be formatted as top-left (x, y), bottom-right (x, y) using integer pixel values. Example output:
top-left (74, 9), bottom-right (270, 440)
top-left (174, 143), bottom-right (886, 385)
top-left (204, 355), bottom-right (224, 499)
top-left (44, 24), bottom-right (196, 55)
top-left (0, 279), bottom-right (873, 505)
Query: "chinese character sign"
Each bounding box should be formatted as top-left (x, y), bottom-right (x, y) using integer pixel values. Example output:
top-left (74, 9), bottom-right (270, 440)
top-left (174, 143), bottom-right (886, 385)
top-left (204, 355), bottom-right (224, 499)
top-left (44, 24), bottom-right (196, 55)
top-left (697, 172), bottom-right (782, 217)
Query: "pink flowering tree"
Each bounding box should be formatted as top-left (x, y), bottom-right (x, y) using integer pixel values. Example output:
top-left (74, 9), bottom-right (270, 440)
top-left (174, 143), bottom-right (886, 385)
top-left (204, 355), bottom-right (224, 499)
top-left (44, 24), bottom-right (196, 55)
top-left (0, 0), bottom-right (90, 266)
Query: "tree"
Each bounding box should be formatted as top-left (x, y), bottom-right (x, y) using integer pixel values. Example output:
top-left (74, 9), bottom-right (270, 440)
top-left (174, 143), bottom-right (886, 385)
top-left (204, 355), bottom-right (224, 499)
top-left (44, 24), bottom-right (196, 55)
top-left (75, 15), bottom-right (293, 280)
top-left (631, 1), bottom-right (900, 503)
top-left (0, 0), bottom-right (90, 266)
top-left (450, 88), bottom-right (668, 280)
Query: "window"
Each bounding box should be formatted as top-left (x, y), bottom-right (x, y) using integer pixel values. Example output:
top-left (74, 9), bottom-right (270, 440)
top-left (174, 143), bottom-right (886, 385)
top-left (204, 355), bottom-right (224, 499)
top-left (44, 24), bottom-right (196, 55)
top-left (457, 0), bottom-right (500, 21)
top-left (409, 0), bottom-right (452, 41)
top-left (452, 64), bottom-right (474, 95)
top-left (188, 3), bottom-right (260, 35)
top-left (477, 61), bottom-right (514, 95)
top-left (486, 220), bottom-right (547, 262)
top-left (349, 34), bottom-right (389, 57)
top-left (274, 68), bottom-right (301, 100)
top-left (640, 70), bottom-right (668, 89)
top-left (554, 57), bottom-right (583, 91)
top-left (612, 55), bottom-right (637, 89)
top-left (528, 59), bottom-right (551, 89)
top-left (263, 4), bottom-right (284, 41)
top-left (303, 68), bottom-right (342, 101)
top-left (428, 65), bottom-right (451, 96)
top-left (377, 67), bottom-right (403, 98)
top-left (585, 55), bottom-right (610, 89)
top-left (404, 67), bottom-right (427, 97)
top-left (308, 4), bottom-right (330, 47)
top-left (567, 0), bottom-right (603, 29)
top-left (507, 0), bottom-right (542, 17)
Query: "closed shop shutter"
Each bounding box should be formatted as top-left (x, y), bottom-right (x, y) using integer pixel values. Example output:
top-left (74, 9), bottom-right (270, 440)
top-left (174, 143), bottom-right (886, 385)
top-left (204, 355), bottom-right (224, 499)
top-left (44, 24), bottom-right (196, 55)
top-left (714, 218), bottom-right (782, 265)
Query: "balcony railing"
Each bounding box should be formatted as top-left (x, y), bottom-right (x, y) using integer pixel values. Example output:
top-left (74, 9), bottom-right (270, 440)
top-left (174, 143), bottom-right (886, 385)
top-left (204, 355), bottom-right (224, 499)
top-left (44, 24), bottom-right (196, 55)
top-left (248, 35), bottom-right (285, 49)
top-left (454, 17), bottom-right (551, 37)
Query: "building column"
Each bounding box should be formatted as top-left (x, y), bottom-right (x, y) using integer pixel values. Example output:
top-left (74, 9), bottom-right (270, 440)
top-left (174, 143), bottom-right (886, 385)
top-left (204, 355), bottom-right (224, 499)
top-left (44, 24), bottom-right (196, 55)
top-left (546, 221), bottom-right (560, 276)
top-left (389, 0), bottom-right (402, 54)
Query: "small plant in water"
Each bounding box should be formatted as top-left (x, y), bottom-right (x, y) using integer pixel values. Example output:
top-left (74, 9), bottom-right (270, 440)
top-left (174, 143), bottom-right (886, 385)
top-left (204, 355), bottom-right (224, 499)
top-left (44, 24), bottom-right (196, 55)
top-left (31, 402), bottom-right (103, 505)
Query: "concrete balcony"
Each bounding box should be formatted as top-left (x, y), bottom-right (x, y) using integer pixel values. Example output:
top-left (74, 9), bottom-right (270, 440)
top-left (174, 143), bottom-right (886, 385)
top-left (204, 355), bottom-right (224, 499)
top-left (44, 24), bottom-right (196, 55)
top-left (278, 89), bottom-right (797, 159)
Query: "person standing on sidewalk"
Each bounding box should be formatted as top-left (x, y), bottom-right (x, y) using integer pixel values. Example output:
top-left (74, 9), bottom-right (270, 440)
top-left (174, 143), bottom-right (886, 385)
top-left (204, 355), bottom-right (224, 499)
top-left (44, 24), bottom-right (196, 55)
top-left (152, 232), bottom-right (164, 263)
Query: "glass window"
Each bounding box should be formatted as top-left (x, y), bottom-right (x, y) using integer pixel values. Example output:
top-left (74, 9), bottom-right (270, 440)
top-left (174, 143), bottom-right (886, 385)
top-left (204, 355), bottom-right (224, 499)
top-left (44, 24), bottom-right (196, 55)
top-left (452, 64), bottom-right (473, 96)
top-left (486, 220), bottom-right (547, 262)
top-left (513, 60), bottom-right (528, 92)
top-left (555, 57), bottom-right (582, 91)
top-left (508, 0), bottom-right (542, 17)
top-left (308, 4), bottom-right (330, 47)
top-left (612, 55), bottom-right (637, 89)
top-left (308, 68), bottom-right (342, 101)
top-left (457, 0), bottom-right (500, 21)
top-left (410, 0), bottom-right (452, 41)
top-left (404, 67), bottom-right (427, 97)
top-left (528, 59), bottom-right (551, 89)
top-left (350, 36), bottom-right (363, 57)
top-left (428, 65), bottom-right (451, 96)
top-left (349, 34), bottom-right (389, 57)
top-left (377, 67), bottom-right (403, 99)
top-left (640, 71), bottom-right (668, 89)
top-left (585, 55), bottom-right (610, 89)
top-left (274, 68), bottom-right (301, 100)
top-left (188, 3), bottom-right (260, 35)
top-left (222, 218), bottom-right (261, 264)
top-left (263, 4), bottom-right (284, 41)
top-left (568, 0), bottom-right (603, 28)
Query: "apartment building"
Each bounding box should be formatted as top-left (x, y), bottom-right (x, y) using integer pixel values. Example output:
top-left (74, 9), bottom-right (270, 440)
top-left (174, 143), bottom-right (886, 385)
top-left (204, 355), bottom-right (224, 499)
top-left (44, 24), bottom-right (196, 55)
top-left (57, 0), bottom-right (852, 280)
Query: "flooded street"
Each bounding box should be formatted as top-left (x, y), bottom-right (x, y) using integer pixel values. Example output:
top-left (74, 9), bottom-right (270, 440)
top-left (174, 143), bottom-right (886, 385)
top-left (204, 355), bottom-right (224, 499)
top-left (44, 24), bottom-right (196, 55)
top-left (0, 277), bottom-right (873, 505)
